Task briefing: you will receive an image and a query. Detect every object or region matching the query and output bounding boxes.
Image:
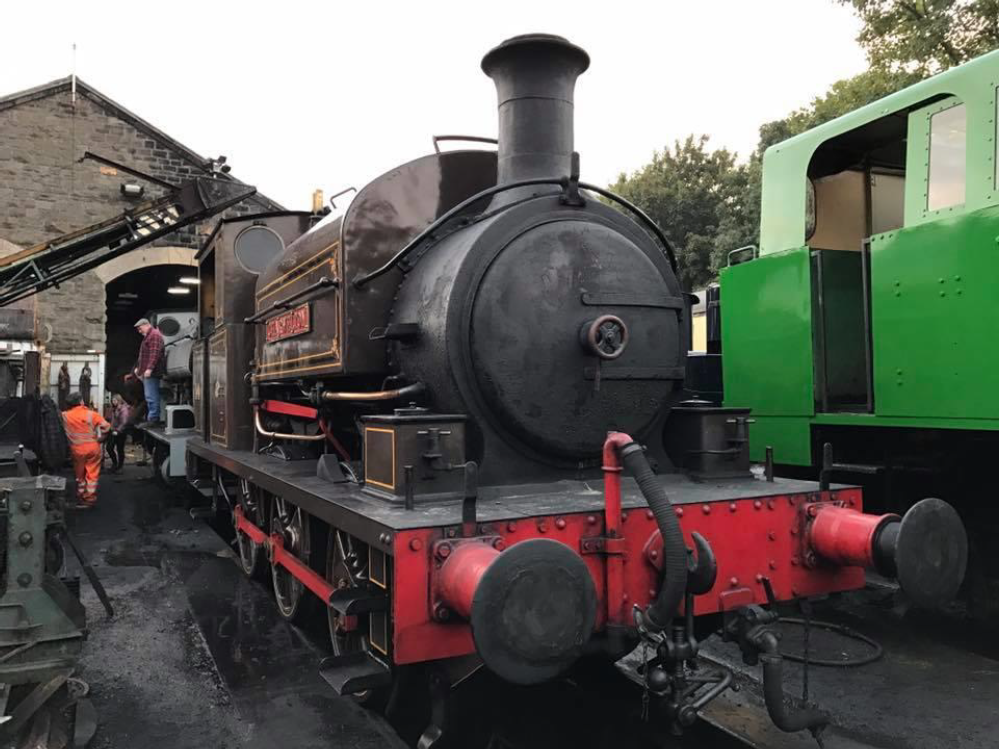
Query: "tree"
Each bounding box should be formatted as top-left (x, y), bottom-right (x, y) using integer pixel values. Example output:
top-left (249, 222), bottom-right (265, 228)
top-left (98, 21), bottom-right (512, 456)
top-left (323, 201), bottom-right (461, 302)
top-left (610, 1), bottom-right (999, 286)
top-left (841, 0), bottom-right (999, 74)
top-left (609, 136), bottom-right (758, 290)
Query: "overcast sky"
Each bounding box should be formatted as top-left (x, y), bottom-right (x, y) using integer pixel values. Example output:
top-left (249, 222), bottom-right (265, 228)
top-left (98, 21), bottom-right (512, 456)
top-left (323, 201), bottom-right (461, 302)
top-left (2, 1), bottom-right (868, 209)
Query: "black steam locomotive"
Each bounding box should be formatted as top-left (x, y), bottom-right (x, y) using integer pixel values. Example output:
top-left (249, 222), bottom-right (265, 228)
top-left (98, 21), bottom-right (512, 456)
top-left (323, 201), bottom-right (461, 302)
top-left (185, 34), bottom-right (966, 746)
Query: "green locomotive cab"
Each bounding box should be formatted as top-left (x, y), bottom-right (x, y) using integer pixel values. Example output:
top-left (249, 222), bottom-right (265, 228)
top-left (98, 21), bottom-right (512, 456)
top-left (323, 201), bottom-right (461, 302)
top-left (722, 49), bottom-right (999, 600)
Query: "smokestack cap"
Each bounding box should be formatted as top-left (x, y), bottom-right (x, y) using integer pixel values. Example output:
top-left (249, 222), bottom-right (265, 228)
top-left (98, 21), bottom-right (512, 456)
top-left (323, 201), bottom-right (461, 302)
top-left (481, 33), bottom-right (590, 79)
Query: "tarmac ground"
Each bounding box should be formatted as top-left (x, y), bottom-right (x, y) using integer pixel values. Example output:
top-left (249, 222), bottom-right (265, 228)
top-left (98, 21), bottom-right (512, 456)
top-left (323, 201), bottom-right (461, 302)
top-left (67, 459), bottom-right (405, 749)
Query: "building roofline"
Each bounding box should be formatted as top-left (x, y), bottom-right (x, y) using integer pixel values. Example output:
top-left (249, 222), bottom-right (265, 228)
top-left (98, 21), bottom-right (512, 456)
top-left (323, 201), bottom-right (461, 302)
top-left (0, 76), bottom-right (285, 211)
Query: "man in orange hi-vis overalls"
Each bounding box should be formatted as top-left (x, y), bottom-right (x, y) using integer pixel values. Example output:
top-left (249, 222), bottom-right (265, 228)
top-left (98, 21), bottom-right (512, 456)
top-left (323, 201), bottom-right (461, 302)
top-left (62, 392), bottom-right (110, 508)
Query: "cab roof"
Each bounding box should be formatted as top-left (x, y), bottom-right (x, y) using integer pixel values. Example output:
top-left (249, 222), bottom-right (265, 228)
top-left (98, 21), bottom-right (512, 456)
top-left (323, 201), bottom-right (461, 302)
top-left (759, 49), bottom-right (999, 255)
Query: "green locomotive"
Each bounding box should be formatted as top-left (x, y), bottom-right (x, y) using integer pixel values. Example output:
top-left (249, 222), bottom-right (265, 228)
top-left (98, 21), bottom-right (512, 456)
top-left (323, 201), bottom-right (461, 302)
top-left (721, 49), bottom-right (999, 585)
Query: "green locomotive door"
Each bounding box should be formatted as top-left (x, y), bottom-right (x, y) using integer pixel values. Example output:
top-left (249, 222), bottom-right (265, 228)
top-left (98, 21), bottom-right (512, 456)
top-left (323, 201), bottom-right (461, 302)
top-left (808, 165), bottom-right (903, 414)
top-left (812, 246), bottom-right (873, 413)
top-left (869, 98), bottom-right (999, 420)
top-left (870, 213), bottom-right (999, 419)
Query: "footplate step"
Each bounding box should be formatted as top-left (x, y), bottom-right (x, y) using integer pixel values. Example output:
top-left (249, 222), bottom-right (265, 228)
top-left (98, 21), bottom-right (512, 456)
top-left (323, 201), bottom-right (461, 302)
top-left (329, 587), bottom-right (388, 615)
top-left (319, 652), bottom-right (393, 695)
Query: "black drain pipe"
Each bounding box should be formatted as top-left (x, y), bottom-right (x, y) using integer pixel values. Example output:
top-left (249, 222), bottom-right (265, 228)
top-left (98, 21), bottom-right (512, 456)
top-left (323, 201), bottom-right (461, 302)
top-left (755, 630), bottom-right (830, 733)
top-left (619, 442), bottom-right (687, 630)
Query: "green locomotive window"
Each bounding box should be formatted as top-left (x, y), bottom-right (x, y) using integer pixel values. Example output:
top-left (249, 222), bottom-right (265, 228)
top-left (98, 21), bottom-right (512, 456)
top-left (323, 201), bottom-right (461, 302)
top-left (927, 103), bottom-right (966, 211)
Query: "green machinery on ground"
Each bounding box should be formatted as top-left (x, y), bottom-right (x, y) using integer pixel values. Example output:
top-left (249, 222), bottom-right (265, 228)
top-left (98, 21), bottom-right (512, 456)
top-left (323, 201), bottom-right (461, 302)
top-left (0, 467), bottom-right (95, 746)
top-left (720, 49), bottom-right (999, 585)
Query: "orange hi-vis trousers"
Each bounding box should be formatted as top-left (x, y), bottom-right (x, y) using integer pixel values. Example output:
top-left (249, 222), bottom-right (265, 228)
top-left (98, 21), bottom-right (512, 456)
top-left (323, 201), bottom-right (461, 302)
top-left (63, 405), bottom-right (110, 505)
top-left (71, 443), bottom-right (102, 504)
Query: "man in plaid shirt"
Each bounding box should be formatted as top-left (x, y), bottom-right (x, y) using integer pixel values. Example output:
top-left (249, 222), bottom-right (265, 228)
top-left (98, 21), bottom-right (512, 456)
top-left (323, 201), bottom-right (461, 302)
top-left (132, 318), bottom-right (166, 425)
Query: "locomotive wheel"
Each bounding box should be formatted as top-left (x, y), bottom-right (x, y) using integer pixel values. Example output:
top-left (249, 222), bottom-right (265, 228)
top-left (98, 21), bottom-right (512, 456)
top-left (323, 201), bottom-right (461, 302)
top-left (235, 480), bottom-right (267, 579)
top-left (270, 496), bottom-right (312, 623)
top-left (327, 527), bottom-right (381, 704)
top-left (158, 452), bottom-right (172, 485)
top-left (151, 445), bottom-right (168, 486)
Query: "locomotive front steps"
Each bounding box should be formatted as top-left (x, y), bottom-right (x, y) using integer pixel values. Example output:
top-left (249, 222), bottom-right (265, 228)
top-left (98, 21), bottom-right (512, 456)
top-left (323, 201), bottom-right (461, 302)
top-left (319, 652), bottom-right (394, 696)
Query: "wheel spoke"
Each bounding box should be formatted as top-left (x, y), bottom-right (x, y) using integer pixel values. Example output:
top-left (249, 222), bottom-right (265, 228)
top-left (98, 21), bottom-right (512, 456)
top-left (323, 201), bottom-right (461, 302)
top-left (270, 497), bottom-right (309, 622)
top-left (327, 528), bottom-right (371, 657)
top-left (336, 531), bottom-right (358, 587)
top-left (234, 480), bottom-right (263, 578)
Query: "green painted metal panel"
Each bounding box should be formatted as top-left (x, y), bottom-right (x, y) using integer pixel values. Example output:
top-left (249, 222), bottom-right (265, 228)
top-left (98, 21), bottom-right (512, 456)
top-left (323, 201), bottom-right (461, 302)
top-left (870, 205), bottom-right (999, 419)
top-left (721, 247), bottom-right (814, 418)
top-left (746, 416), bottom-right (813, 466)
top-left (813, 413), bottom-right (999, 431)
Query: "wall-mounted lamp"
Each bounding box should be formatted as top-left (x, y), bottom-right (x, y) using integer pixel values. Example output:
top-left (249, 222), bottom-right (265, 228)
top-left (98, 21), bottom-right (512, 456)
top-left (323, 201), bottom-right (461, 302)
top-left (120, 183), bottom-right (145, 198)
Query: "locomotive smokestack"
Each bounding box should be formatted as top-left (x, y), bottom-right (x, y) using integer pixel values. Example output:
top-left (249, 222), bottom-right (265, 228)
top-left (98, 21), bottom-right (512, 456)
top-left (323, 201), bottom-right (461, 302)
top-left (482, 34), bottom-right (590, 194)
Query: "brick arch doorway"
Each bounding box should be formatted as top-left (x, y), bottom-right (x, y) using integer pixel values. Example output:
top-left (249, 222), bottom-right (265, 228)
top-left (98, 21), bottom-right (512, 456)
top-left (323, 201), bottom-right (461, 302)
top-left (102, 249), bottom-right (198, 407)
top-left (93, 245), bottom-right (196, 287)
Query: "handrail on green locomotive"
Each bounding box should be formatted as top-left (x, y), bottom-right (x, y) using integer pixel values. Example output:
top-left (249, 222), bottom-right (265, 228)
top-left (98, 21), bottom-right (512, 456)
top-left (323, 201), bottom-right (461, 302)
top-left (183, 34), bottom-right (971, 746)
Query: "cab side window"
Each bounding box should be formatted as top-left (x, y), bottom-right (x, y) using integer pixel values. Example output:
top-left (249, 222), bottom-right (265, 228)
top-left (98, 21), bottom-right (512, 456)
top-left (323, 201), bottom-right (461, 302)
top-left (927, 103), bottom-right (966, 211)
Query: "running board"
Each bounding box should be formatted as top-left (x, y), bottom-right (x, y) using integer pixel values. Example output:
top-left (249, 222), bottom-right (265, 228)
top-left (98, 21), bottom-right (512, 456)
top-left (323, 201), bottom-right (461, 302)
top-left (329, 588), bottom-right (388, 615)
top-left (319, 652), bottom-right (393, 695)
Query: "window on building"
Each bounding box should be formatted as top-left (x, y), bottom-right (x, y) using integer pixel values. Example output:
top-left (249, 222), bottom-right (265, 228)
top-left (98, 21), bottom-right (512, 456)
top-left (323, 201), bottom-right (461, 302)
top-left (927, 103), bottom-right (966, 211)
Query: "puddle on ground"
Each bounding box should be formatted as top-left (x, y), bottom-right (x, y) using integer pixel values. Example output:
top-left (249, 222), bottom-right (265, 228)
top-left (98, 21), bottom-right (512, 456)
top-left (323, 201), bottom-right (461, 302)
top-left (102, 542), bottom-right (165, 568)
top-left (167, 552), bottom-right (405, 747)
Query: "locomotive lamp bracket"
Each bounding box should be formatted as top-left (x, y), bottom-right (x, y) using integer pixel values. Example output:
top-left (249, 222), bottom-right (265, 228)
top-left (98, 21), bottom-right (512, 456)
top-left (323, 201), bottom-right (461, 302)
top-left (419, 429), bottom-right (479, 534)
top-left (559, 152), bottom-right (585, 207)
top-left (579, 534), bottom-right (624, 556)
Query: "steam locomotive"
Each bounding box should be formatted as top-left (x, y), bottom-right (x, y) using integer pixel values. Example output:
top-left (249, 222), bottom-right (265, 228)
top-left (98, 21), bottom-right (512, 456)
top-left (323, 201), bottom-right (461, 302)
top-left (184, 34), bottom-right (968, 745)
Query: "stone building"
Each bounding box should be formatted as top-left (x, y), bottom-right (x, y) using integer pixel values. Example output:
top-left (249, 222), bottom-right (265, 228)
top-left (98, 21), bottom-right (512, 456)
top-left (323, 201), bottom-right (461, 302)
top-left (0, 76), bottom-right (281, 404)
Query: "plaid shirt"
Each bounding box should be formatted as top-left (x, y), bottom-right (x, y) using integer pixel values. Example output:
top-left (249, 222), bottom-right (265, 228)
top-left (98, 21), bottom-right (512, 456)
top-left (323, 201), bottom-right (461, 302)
top-left (136, 327), bottom-right (166, 376)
